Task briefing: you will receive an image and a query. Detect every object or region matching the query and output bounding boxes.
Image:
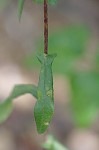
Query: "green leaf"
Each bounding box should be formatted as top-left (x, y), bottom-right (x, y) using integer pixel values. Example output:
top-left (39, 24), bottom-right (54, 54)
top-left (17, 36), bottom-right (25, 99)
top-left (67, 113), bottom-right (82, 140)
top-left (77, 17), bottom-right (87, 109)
top-left (42, 135), bottom-right (68, 150)
top-left (0, 84), bottom-right (37, 124)
top-left (18, 0), bottom-right (25, 21)
top-left (34, 54), bottom-right (56, 134)
top-left (0, 98), bottom-right (13, 124)
top-left (71, 72), bottom-right (99, 127)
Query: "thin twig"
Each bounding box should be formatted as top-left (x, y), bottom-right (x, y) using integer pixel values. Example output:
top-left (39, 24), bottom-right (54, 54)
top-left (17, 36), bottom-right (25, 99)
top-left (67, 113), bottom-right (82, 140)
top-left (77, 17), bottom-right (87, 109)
top-left (44, 0), bottom-right (48, 54)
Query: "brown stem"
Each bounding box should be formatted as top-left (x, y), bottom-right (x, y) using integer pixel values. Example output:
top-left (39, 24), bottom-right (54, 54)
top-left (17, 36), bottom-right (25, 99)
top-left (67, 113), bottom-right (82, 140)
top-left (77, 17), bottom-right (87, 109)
top-left (44, 0), bottom-right (48, 54)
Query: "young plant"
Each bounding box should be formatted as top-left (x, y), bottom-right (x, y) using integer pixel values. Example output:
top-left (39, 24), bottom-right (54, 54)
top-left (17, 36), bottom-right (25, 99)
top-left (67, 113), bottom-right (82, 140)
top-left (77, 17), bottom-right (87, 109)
top-left (0, 0), bottom-right (57, 134)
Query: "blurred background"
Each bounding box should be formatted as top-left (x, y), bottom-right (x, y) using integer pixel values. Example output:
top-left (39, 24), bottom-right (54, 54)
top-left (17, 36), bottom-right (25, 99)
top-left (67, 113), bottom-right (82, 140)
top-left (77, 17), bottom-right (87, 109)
top-left (0, 0), bottom-right (99, 150)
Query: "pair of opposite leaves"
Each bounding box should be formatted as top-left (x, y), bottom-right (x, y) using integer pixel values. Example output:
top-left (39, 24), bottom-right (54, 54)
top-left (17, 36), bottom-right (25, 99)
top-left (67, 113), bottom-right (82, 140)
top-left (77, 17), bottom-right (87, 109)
top-left (0, 54), bottom-right (56, 134)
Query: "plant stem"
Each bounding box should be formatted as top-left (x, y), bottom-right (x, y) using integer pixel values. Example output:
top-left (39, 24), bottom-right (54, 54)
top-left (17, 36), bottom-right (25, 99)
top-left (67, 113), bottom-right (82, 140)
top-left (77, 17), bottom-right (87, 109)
top-left (44, 0), bottom-right (48, 54)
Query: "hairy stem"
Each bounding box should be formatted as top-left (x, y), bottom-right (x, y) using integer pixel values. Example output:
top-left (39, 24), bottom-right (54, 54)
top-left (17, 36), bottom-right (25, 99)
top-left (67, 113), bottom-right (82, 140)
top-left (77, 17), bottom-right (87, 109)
top-left (44, 0), bottom-right (48, 54)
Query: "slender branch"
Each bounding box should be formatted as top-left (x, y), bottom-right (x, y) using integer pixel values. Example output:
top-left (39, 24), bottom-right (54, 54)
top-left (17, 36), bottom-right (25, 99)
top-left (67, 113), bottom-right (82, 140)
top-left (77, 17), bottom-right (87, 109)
top-left (44, 0), bottom-right (48, 54)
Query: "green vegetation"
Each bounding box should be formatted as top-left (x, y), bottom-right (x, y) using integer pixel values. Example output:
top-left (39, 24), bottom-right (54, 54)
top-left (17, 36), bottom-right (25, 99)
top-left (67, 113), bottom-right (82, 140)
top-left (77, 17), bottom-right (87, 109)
top-left (25, 25), bottom-right (99, 127)
top-left (0, 0), bottom-right (58, 134)
top-left (0, 0), bottom-right (99, 149)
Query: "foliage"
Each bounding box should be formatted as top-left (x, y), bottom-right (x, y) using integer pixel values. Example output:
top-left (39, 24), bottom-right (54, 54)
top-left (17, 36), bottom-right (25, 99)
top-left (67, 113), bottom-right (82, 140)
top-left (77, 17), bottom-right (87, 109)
top-left (42, 135), bottom-right (68, 150)
top-left (0, 0), bottom-right (99, 139)
top-left (0, 54), bottom-right (56, 134)
top-left (0, 0), bottom-right (58, 135)
top-left (0, 84), bottom-right (37, 124)
top-left (34, 54), bottom-right (56, 133)
top-left (25, 25), bottom-right (99, 127)
top-left (18, 0), bottom-right (25, 21)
